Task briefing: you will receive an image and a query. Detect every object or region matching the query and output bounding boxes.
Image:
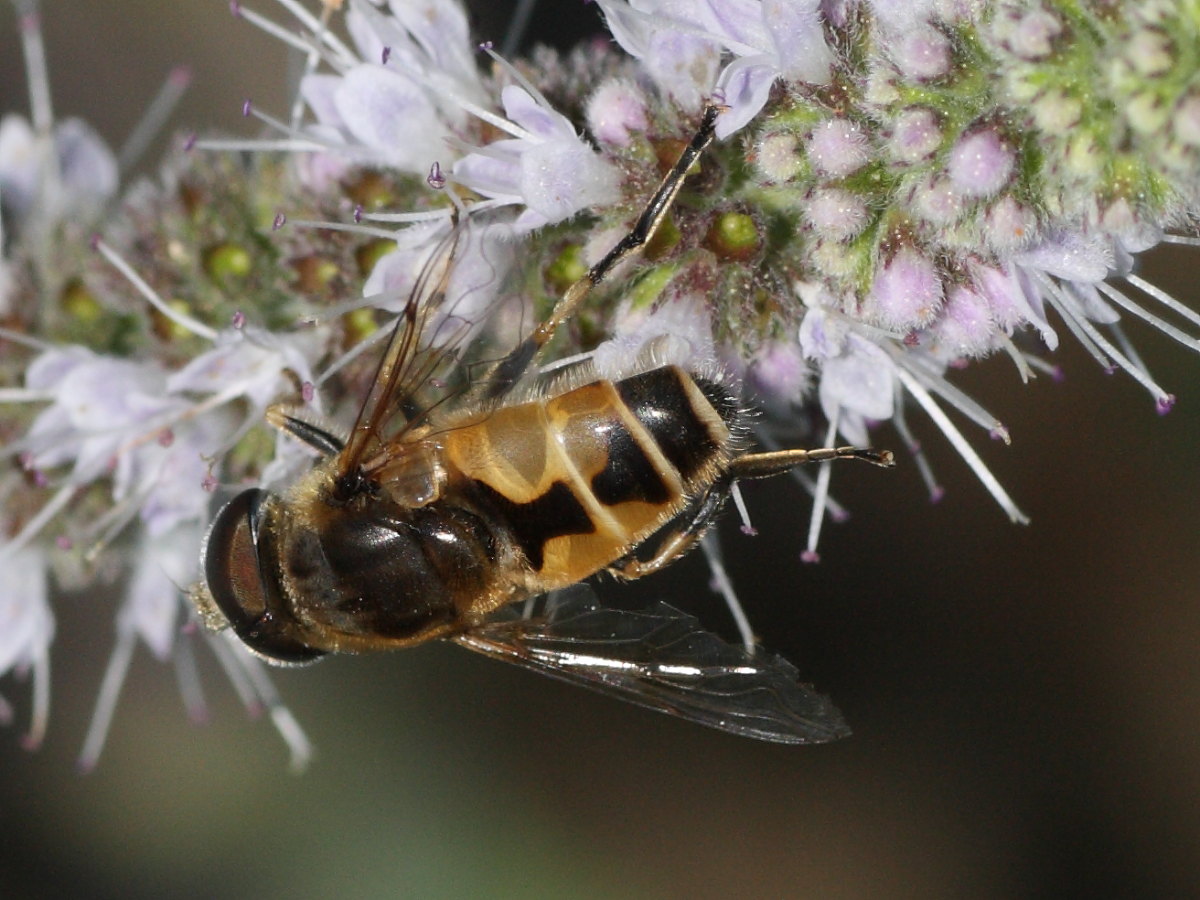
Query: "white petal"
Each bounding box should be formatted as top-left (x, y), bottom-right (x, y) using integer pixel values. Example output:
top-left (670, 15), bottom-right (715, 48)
top-left (301, 74), bottom-right (346, 129)
top-left (501, 85), bottom-right (573, 142)
top-left (763, 0), bottom-right (833, 82)
top-left (518, 141), bottom-right (618, 224)
top-left (594, 0), bottom-right (654, 58)
top-left (819, 334), bottom-right (896, 423)
top-left (715, 56), bottom-right (778, 137)
top-left (701, 0), bottom-right (769, 52)
top-left (346, 4), bottom-right (390, 64)
top-left (54, 118), bottom-right (118, 206)
top-left (0, 546), bottom-right (53, 675)
top-left (1070, 282), bottom-right (1120, 325)
top-left (386, 0), bottom-right (475, 84)
top-left (59, 359), bottom-right (169, 432)
top-left (334, 65), bottom-right (446, 172)
top-left (979, 265), bottom-right (1059, 349)
top-left (1015, 232), bottom-right (1113, 283)
top-left (168, 328), bottom-right (317, 411)
top-left (798, 306), bottom-right (849, 359)
top-left (0, 115), bottom-right (38, 217)
top-left (24, 345), bottom-right (96, 391)
top-left (452, 140), bottom-right (523, 199)
top-left (124, 526), bottom-right (201, 660)
top-left (141, 417), bottom-right (233, 537)
top-left (645, 30), bottom-right (720, 110)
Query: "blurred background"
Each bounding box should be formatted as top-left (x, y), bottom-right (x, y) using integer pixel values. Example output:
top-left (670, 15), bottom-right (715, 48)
top-left (1, 2), bottom-right (1199, 897)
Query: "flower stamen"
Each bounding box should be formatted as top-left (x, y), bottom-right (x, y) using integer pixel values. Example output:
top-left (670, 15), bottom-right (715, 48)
top-left (76, 622), bottom-right (135, 772)
top-left (700, 532), bottom-right (755, 652)
top-left (802, 411), bottom-right (840, 563)
top-left (892, 389), bottom-right (945, 505)
top-left (117, 65), bottom-right (192, 175)
top-left (895, 367), bottom-right (1029, 524)
top-left (93, 238), bottom-right (217, 342)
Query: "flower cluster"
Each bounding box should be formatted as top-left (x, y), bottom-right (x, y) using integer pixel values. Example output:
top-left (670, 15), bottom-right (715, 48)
top-left (2, 0), bottom-right (1200, 764)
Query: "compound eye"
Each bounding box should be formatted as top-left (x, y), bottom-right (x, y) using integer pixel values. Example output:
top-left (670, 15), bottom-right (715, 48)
top-left (204, 489), bottom-right (326, 665)
top-left (206, 489), bottom-right (268, 624)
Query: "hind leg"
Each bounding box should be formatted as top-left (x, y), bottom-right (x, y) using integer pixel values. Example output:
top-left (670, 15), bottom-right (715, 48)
top-left (609, 445), bottom-right (893, 579)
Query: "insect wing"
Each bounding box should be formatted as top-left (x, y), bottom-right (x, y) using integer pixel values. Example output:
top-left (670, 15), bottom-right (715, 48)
top-left (335, 221), bottom-right (466, 478)
top-left (452, 589), bottom-right (850, 744)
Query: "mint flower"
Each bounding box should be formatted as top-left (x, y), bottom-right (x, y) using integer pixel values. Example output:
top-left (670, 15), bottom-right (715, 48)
top-left (452, 83), bottom-right (620, 230)
top-left (2, 0), bottom-right (1200, 764)
top-left (0, 545), bottom-right (53, 750)
top-left (0, 114), bottom-right (117, 228)
top-left (596, 0), bottom-right (835, 137)
top-left (0, 0), bottom-right (313, 769)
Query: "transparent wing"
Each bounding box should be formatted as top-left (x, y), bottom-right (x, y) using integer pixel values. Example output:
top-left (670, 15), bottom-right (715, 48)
top-left (336, 220), bottom-right (468, 481)
top-left (451, 588), bottom-right (849, 744)
top-left (335, 218), bottom-right (530, 490)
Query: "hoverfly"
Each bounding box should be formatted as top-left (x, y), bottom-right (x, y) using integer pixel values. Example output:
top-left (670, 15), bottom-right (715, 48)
top-left (196, 105), bottom-right (893, 744)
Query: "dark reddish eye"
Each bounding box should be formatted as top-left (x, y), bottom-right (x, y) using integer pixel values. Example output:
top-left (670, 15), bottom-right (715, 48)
top-left (205, 489), bottom-right (325, 665)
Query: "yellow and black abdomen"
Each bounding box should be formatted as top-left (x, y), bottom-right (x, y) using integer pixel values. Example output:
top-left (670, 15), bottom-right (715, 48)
top-left (442, 365), bottom-right (738, 594)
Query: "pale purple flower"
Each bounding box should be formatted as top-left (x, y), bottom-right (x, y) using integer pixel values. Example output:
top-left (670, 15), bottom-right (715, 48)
top-left (586, 80), bottom-right (650, 147)
top-left (359, 220), bottom-right (453, 303)
top-left (805, 188), bottom-right (869, 240)
top-left (867, 248), bottom-right (945, 331)
top-left (136, 416), bottom-right (235, 538)
top-left (344, 0), bottom-right (484, 113)
top-left (982, 196), bottom-right (1039, 254)
top-left (78, 523), bottom-right (209, 772)
top-left (1015, 231), bottom-right (1114, 285)
top-left (167, 326), bottom-right (321, 415)
top-left (887, 107), bottom-right (943, 164)
top-left (595, 0), bottom-right (721, 112)
top-left (452, 85), bottom-right (619, 231)
top-left (0, 544), bottom-right (53, 749)
top-left (808, 118), bottom-right (873, 178)
top-left (122, 525), bottom-right (201, 661)
top-left (799, 306), bottom-right (896, 447)
top-left (910, 176), bottom-right (965, 226)
top-left (867, 0), bottom-right (947, 36)
top-left (595, 0), bottom-right (834, 137)
top-left (891, 23), bottom-right (953, 81)
top-left (971, 263), bottom-right (1057, 350)
top-left (948, 129), bottom-right (1016, 199)
top-left (12, 343), bottom-right (255, 542)
top-left (0, 114), bottom-right (117, 224)
top-left (932, 284), bottom-right (1000, 358)
top-left (989, 5), bottom-right (1063, 60)
top-left (302, 65), bottom-right (451, 173)
top-left (220, 0), bottom-right (488, 182)
top-left (744, 341), bottom-right (812, 412)
top-left (363, 219), bottom-right (519, 348)
top-left (22, 348), bottom-right (182, 487)
top-left (755, 132), bottom-right (803, 182)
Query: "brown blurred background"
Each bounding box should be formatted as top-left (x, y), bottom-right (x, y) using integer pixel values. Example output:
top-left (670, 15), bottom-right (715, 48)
top-left (2, 2), bottom-right (1199, 897)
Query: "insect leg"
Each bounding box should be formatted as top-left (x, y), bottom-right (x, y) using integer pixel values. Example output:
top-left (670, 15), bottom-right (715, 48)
top-left (608, 482), bottom-right (729, 580)
top-left (729, 446), bottom-right (895, 480)
top-left (610, 446), bottom-right (893, 579)
top-left (481, 104), bottom-right (723, 400)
